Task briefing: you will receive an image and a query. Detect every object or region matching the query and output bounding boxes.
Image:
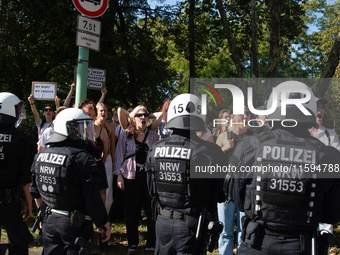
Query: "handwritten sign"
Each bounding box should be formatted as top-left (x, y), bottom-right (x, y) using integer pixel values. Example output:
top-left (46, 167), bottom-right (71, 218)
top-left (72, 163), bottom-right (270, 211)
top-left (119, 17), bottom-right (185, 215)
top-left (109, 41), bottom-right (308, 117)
top-left (32, 82), bottom-right (57, 100)
top-left (74, 67), bottom-right (106, 90)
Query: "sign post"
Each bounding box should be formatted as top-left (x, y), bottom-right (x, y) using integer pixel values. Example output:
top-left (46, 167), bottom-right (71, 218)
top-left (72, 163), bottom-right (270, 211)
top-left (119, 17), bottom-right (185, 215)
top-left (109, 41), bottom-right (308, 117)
top-left (75, 48), bottom-right (89, 108)
top-left (72, 0), bottom-right (108, 108)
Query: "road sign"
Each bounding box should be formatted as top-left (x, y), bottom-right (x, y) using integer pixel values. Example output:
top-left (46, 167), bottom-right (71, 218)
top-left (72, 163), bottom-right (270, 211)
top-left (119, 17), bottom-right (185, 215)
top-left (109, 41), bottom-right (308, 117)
top-left (76, 31), bottom-right (100, 51)
top-left (74, 67), bottom-right (106, 90)
top-left (77, 16), bottom-right (101, 36)
top-left (73, 0), bottom-right (108, 18)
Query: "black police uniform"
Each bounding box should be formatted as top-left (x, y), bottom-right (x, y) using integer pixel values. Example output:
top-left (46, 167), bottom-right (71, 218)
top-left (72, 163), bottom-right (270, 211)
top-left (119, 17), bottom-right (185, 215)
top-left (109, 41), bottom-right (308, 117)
top-left (145, 132), bottom-right (226, 255)
top-left (0, 123), bottom-right (35, 255)
top-left (30, 140), bottom-right (108, 254)
top-left (226, 127), bottom-right (340, 255)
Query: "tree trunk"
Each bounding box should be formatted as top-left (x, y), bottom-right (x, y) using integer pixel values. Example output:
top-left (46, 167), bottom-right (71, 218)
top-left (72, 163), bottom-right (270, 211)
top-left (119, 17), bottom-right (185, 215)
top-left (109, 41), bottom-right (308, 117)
top-left (251, 0), bottom-right (259, 78)
top-left (188, 0), bottom-right (196, 93)
top-left (251, 0), bottom-right (260, 107)
top-left (265, 0), bottom-right (280, 99)
top-left (215, 0), bottom-right (244, 79)
top-left (314, 32), bottom-right (340, 97)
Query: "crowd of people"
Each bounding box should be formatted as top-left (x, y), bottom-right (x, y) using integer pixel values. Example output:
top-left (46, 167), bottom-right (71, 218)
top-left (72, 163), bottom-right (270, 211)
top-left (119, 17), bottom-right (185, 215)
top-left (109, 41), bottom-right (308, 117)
top-left (1, 82), bottom-right (340, 255)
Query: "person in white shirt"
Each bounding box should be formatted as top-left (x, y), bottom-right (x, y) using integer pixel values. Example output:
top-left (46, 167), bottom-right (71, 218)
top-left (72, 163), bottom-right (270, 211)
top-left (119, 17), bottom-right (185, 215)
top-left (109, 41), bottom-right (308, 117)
top-left (36, 106), bottom-right (67, 152)
top-left (309, 97), bottom-right (340, 150)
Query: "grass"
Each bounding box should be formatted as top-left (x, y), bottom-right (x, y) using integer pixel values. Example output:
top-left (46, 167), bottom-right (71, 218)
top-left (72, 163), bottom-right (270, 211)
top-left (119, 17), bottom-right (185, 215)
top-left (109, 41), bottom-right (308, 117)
top-left (4, 213), bottom-right (340, 254)
top-left (1, 215), bottom-right (219, 255)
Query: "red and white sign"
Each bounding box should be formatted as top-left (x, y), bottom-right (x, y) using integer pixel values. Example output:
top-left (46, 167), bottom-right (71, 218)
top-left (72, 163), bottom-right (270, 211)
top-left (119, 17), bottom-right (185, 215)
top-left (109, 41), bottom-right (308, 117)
top-left (73, 0), bottom-right (108, 18)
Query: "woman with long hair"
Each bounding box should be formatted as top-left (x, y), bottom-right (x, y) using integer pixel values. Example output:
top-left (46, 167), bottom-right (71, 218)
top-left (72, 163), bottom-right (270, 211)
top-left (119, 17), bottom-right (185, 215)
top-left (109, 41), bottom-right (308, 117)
top-left (95, 103), bottom-right (116, 215)
top-left (27, 94), bottom-right (60, 140)
top-left (212, 109), bottom-right (231, 142)
top-left (114, 105), bottom-right (162, 252)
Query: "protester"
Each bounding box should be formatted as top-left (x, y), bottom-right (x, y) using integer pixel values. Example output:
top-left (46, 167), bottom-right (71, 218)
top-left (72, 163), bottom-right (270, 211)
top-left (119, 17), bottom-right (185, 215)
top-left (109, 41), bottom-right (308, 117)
top-left (96, 103), bottom-right (116, 215)
top-left (309, 97), bottom-right (340, 150)
top-left (27, 94), bottom-right (60, 140)
top-left (79, 100), bottom-right (109, 203)
top-left (118, 107), bottom-right (163, 132)
top-left (37, 106), bottom-right (67, 152)
top-left (212, 109), bottom-right (231, 142)
top-left (216, 105), bottom-right (253, 255)
top-left (114, 105), bottom-right (160, 252)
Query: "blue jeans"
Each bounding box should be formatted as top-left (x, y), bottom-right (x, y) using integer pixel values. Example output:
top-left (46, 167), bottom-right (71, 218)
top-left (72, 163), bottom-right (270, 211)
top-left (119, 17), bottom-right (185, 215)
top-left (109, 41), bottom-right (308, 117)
top-left (217, 201), bottom-right (244, 255)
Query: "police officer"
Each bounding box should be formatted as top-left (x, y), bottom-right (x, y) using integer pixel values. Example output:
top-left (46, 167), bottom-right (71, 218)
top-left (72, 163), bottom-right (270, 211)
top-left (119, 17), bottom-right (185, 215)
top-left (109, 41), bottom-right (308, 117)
top-left (30, 108), bottom-right (111, 254)
top-left (145, 94), bottom-right (226, 255)
top-left (225, 81), bottom-right (340, 255)
top-left (0, 92), bottom-right (35, 255)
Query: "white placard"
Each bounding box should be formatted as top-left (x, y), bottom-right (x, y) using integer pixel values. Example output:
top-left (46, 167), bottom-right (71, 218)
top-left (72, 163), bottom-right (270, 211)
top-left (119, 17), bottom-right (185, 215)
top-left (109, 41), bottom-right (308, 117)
top-left (32, 82), bottom-right (57, 100)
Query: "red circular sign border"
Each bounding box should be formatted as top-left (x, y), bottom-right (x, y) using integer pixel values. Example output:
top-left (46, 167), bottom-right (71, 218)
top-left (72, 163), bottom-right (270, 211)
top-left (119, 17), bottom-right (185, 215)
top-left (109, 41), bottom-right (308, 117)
top-left (73, 0), bottom-right (108, 18)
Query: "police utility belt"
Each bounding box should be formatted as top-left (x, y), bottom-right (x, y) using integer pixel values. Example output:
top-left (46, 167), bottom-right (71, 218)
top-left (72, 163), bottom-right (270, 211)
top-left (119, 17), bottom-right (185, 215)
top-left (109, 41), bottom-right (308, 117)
top-left (242, 218), bottom-right (313, 242)
top-left (158, 207), bottom-right (199, 221)
top-left (48, 208), bottom-right (92, 228)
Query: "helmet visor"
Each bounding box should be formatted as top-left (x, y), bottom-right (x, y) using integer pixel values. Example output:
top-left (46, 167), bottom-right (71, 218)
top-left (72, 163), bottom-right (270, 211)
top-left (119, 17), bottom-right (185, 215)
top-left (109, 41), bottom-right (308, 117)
top-left (66, 119), bottom-right (95, 142)
top-left (15, 101), bottom-right (26, 128)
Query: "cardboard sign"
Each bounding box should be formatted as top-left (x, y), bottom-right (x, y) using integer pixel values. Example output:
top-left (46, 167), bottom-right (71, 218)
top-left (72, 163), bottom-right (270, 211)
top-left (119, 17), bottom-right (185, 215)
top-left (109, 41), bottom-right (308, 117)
top-left (32, 82), bottom-right (57, 100)
top-left (74, 66), bottom-right (106, 90)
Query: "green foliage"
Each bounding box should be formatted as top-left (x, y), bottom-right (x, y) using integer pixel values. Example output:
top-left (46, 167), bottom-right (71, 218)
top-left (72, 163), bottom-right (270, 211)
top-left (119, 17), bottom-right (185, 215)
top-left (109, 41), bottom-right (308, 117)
top-left (1, 0), bottom-right (340, 134)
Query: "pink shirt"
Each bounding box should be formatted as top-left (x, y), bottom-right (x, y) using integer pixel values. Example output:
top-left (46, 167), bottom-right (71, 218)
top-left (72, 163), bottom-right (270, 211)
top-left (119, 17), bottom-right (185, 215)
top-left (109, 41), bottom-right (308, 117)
top-left (114, 129), bottom-right (159, 179)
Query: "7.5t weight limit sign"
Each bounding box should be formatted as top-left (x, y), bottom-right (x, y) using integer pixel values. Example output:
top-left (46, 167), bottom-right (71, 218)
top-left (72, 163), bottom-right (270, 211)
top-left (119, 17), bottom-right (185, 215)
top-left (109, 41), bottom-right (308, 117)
top-left (77, 16), bottom-right (101, 36)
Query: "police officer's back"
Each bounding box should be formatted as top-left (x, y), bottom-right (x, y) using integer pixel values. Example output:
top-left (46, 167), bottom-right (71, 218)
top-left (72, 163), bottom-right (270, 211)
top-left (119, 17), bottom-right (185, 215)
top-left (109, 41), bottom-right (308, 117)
top-left (29, 108), bottom-right (111, 254)
top-left (0, 92), bottom-right (35, 255)
top-left (145, 94), bottom-right (226, 255)
top-left (225, 82), bottom-right (340, 255)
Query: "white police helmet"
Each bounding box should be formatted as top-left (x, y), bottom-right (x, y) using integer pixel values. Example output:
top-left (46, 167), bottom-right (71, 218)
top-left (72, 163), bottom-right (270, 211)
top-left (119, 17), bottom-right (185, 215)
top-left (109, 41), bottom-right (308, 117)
top-left (166, 93), bottom-right (205, 131)
top-left (46, 108), bottom-right (95, 144)
top-left (267, 81), bottom-right (317, 127)
top-left (0, 92), bottom-right (26, 128)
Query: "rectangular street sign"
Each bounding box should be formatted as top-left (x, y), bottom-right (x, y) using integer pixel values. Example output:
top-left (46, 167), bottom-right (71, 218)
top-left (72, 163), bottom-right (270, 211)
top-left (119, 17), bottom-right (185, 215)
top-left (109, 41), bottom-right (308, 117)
top-left (76, 31), bottom-right (100, 51)
top-left (77, 15), bottom-right (101, 36)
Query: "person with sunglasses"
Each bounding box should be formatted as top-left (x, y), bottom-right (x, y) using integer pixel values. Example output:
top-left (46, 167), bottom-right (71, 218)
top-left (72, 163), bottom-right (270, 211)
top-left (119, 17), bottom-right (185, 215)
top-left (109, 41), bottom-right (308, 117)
top-left (216, 105), bottom-right (253, 255)
top-left (117, 106), bottom-right (163, 132)
top-left (27, 94), bottom-right (60, 140)
top-left (114, 105), bottom-right (162, 253)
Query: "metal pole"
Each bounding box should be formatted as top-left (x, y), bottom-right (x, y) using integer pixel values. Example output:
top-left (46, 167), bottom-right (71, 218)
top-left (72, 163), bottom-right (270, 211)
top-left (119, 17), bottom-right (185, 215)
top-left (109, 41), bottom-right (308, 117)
top-left (75, 47), bottom-right (89, 108)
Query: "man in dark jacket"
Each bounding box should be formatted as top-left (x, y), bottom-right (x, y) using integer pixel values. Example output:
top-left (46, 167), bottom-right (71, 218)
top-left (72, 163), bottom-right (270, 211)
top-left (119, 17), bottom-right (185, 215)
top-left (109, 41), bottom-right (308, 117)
top-left (0, 92), bottom-right (35, 255)
top-left (225, 82), bottom-right (340, 255)
top-left (30, 108), bottom-right (111, 254)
